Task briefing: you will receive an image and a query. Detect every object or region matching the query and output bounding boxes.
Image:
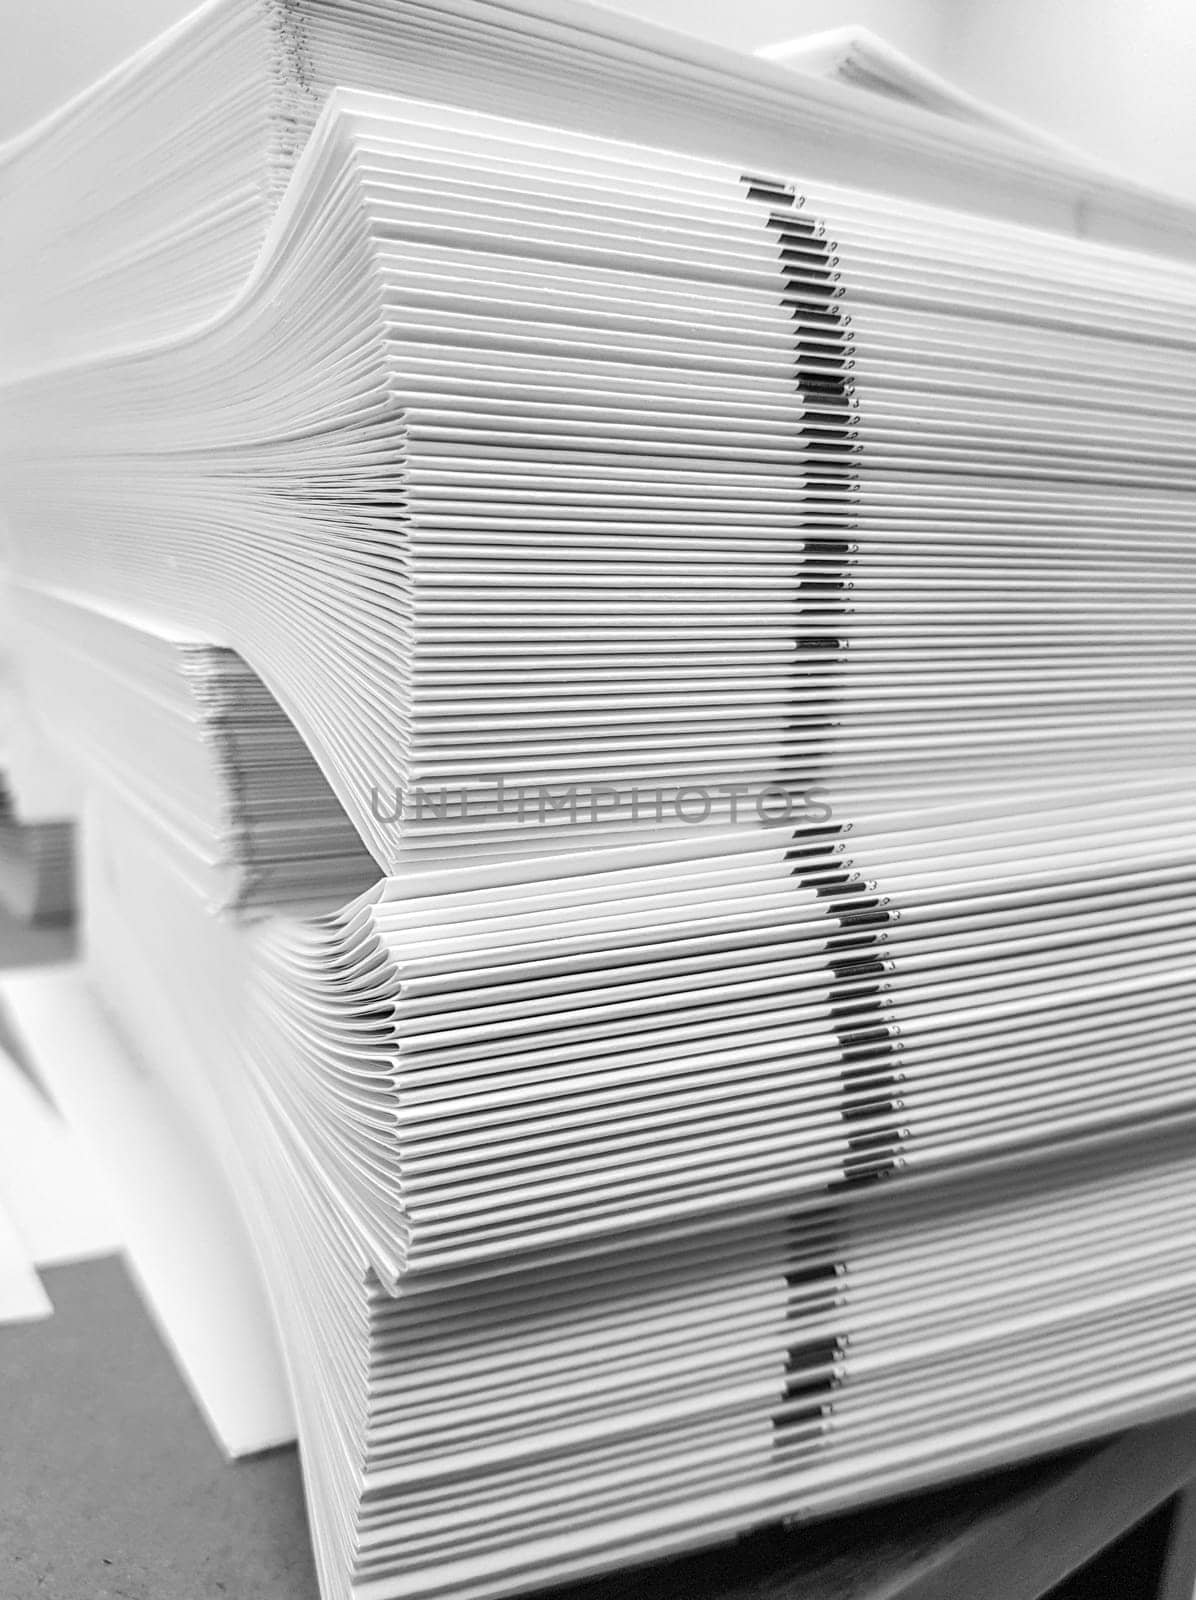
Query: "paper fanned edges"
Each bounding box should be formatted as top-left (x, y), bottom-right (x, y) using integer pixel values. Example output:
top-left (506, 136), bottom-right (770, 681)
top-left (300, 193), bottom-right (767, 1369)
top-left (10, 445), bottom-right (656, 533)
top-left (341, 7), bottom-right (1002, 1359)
top-left (1, 9), bottom-right (1196, 1600)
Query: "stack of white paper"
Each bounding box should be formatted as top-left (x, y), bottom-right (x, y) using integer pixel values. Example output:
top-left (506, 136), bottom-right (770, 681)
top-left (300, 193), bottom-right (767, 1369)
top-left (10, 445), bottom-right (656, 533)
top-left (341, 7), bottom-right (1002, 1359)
top-left (5, 95), bottom-right (1196, 867)
top-left (81, 775), bottom-right (1196, 1600)
top-left (1, 9), bottom-right (1195, 1600)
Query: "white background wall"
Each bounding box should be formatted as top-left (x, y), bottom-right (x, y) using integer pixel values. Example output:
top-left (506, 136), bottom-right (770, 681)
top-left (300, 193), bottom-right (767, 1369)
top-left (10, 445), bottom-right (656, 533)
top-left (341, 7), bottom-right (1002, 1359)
top-left (1, 0), bottom-right (1195, 201)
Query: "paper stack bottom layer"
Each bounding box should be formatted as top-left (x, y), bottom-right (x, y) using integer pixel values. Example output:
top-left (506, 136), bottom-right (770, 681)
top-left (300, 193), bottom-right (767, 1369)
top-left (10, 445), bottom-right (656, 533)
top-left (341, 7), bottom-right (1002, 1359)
top-left (71, 761), bottom-right (1196, 1600)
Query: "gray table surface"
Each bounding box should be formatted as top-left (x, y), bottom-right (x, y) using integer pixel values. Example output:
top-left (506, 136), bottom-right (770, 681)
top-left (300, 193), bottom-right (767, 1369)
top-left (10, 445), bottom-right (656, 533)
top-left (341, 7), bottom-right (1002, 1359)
top-left (0, 1255), bottom-right (319, 1600)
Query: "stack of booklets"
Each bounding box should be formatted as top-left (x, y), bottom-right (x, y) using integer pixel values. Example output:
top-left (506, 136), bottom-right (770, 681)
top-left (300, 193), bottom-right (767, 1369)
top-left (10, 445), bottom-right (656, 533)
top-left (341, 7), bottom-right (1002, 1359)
top-left (2, 6), bottom-right (1196, 1600)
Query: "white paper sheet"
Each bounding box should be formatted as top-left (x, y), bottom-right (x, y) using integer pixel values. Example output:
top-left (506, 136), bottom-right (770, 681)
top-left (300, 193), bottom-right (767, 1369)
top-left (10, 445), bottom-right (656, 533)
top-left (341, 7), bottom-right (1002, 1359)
top-left (0, 1042), bottom-right (122, 1266)
top-left (0, 1184), bottom-right (51, 1324)
top-left (0, 966), bottom-right (294, 1456)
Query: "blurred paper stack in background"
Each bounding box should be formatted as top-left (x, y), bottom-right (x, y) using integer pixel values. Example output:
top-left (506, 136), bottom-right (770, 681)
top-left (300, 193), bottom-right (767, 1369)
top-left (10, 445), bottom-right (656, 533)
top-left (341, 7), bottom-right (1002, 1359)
top-left (0, 779), bottom-right (73, 926)
top-left (0, 607), bottom-right (75, 927)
